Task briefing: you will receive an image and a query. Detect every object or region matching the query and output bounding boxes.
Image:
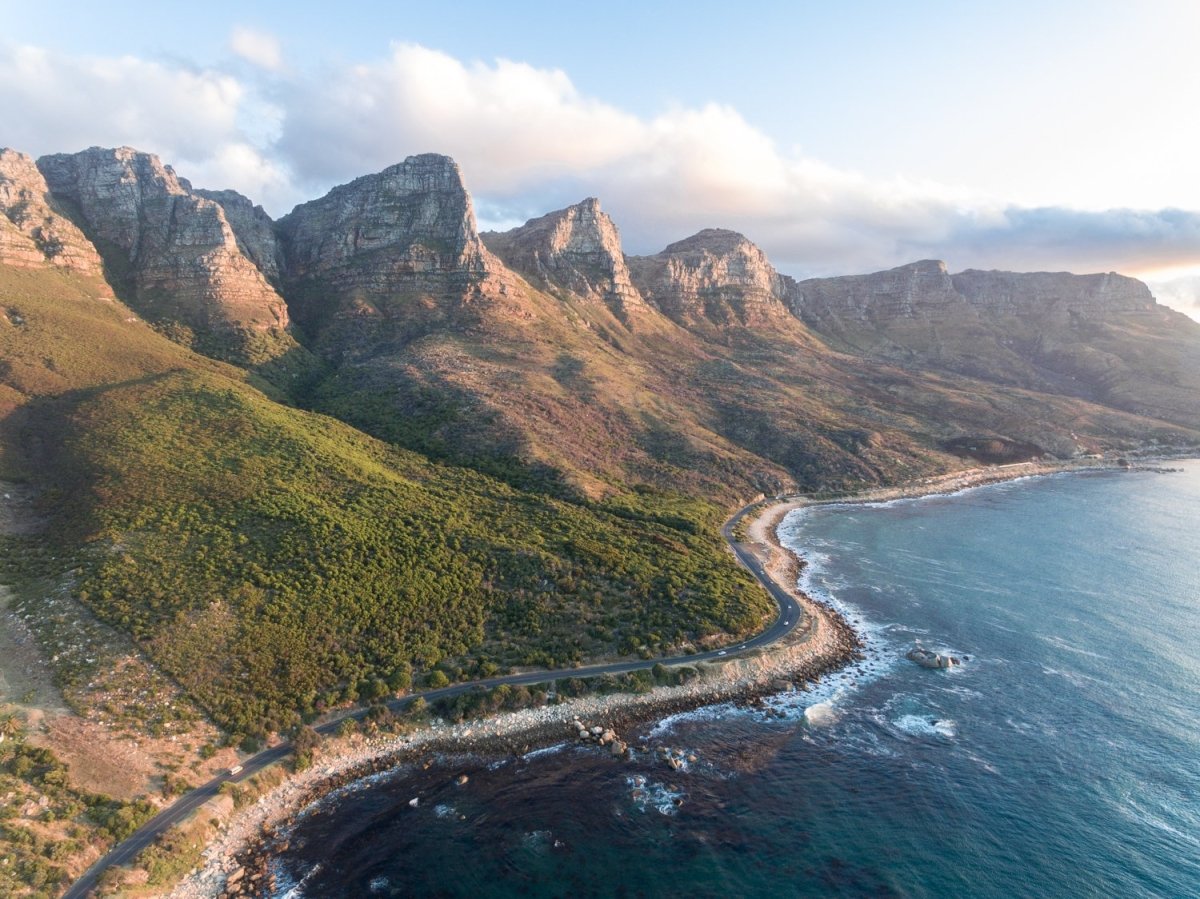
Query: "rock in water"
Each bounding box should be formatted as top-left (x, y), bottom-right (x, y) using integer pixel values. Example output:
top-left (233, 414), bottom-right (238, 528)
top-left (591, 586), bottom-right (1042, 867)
top-left (906, 648), bottom-right (960, 669)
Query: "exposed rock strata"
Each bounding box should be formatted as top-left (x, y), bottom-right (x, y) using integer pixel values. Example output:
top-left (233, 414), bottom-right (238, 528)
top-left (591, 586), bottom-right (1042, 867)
top-left (194, 188), bottom-right (285, 286)
top-left (628, 228), bottom-right (793, 327)
top-left (951, 269), bottom-right (1156, 317)
top-left (0, 148), bottom-right (107, 278)
top-left (483, 198), bottom-right (650, 323)
top-left (277, 154), bottom-right (519, 353)
top-left (36, 147), bottom-right (291, 362)
top-left (790, 259), bottom-right (1157, 326)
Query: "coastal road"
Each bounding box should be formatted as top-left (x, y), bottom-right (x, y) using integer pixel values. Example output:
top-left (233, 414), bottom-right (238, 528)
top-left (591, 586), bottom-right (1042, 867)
top-left (63, 496), bottom-right (803, 899)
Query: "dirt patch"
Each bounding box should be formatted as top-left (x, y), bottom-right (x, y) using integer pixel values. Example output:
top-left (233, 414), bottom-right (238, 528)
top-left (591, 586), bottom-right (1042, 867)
top-left (32, 713), bottom-right (161, 801)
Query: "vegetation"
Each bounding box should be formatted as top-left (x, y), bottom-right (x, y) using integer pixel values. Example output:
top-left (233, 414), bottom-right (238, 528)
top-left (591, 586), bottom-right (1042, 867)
top-left (31, 376), bottom-right (763, 739)
top-left (0, 266), bottom-right (768, 745)
top-left (0, 720), bottom-right (154, 898)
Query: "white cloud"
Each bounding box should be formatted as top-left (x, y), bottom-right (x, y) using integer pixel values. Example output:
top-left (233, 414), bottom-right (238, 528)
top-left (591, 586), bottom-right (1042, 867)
top-left (3, 40), bottom-right (1199, 289)
top-left (229, 27), bottom-right (283, 73)
top-left (0, 43), bottom-right (242, 162)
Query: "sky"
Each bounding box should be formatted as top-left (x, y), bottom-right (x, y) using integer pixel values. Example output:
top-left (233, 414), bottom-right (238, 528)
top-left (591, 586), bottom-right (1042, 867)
top-left (3, 0), bottom-right (1199, 311)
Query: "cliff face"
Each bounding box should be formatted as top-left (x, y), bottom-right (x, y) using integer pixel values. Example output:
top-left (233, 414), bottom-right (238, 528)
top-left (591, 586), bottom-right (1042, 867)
top-left (0, 148), bottom-right (107, 279)
top-left (36, 147), bottom-right (291, 363)
top-left (194, 188), bottom-right (285, 286)
top-left (951, 269), bottom-right (1156, 317)
top-left (789, 259), bottom-right (966, 327)
top-left (482, 198), bottom-right (650, 323)
top-left (277, 154), bottom-right (519, 352)
top-left (788, 259), bottom-right (1199, 430)
top-left (627, 229), bottom-right (792, 328)
top-left (791, 260), bottom-right (1157, 327)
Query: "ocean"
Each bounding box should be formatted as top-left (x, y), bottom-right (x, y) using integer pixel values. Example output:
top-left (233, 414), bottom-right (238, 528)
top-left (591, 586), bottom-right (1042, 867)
top-left (268, 462), bottom-right (1200, 897)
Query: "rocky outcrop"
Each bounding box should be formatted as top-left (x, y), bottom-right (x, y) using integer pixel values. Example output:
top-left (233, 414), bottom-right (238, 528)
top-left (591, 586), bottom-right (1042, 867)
top-left (277, 154), bottom-right (517, 350)
top-left (789, 259), bottom-right (965, 327)
top-left (36, 147), bottom-right (291, 363)
top-left (482, 198), bottom-right (649, 323)
top-left (0, 148), bottom-right (107, 278)
top-left (951, 269), bottom-right (1156, 317)
top-left (194, 188), bottom-right (284, 286)
top-left (790, 260), bottom-right (1158, 327)
top-left (627, 229), bottom-right (792, 327)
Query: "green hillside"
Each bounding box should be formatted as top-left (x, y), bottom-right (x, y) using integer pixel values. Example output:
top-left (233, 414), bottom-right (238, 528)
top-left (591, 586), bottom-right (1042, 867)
top-left (1, 265), bottom-right (767, 740)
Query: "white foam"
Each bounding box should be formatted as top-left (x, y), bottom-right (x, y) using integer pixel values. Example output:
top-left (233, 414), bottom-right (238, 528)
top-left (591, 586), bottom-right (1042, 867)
top-left (627, 775), bottom-right (686, 816)
top-left (893, 714), bottom-right (957, 739)
top-left (647, 702), bottom-right (737, 738)
top-left (522, 741), bottom-right (568, 760)
top-left (803, 702), bottom-right (840, 727)
top-left (271, 861), bottom-right (322, 899)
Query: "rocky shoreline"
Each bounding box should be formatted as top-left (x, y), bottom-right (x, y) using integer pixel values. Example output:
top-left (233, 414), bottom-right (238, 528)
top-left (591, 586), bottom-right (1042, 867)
top-left (169, 457), bottom-right (1156, 899)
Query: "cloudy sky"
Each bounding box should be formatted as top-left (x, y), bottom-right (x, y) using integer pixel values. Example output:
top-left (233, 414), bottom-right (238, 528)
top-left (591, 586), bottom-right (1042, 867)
top-left (3, 0), bottom-right (1199, 309)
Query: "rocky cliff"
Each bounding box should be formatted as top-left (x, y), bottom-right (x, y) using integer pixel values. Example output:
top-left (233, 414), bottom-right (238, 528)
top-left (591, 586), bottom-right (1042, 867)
top-left (788, 259), bottom-right (1199, 430)
top-left (482, 198), bottom-right (650, 323)
top-left (951, 269), bottom-right (1156, 317)
top-left (627, 229), bottom-right (792, 327)
top-left (0, 148), bottom-right (107, 278)
top-left (194, 188), bottom-right (285, 286)
top-left (790, 260), bottom-right (1157, 327)
top-left (789, 259), bottom-right (966, 327)
top-left (277, 154), bottom-right (520, 352)
top-left (36, 147), bottom-right (292, 363)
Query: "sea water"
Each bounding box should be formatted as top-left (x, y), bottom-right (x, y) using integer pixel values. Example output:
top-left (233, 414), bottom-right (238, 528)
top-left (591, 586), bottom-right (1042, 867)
top-left (270, 462), bottom-right (1200, 897)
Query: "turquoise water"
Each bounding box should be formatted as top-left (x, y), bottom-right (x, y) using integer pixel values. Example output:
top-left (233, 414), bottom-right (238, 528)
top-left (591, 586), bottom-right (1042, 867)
top-left (273, 462), bottom-right (1200, 897)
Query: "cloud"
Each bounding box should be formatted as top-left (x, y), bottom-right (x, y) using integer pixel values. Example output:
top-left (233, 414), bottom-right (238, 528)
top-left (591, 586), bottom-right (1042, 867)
top-left (0, 42), bottom-right (296, 210)
top-left (3, 39), bottom-right (1199, 296)
top-left (229, 27), bottom-right (283, 73)
top-left (0, 43), bottom-right (243, 159)
top-left (1144, 273), bottom-right (1200, 321)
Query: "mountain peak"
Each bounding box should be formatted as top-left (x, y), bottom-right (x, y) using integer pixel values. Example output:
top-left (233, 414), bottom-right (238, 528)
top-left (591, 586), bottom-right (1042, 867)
top-left (482, 197), bottom-right (649, 323)
top-left (276, 154), bottom-right (520, 352)
top-left (278, 153), bottom-right (492, 278)
top-left (790, 259), bottom-right (960, 325)
top-left (627, 228), bottom-right (790, 328)
top-left (35, 145), bottom-right (292, 363)
top-left (660, 228), bottom-right (755, 255)
top-left (0, 148), bottom-right (107, 278)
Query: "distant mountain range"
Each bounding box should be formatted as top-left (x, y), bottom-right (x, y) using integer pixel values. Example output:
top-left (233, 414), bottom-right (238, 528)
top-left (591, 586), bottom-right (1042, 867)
top-left (2, 143), bottom-right (1198, 738)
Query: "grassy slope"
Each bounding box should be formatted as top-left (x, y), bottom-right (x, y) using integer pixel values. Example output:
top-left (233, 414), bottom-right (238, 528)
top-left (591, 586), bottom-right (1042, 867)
top-left (1, 264), bottom-right (767, 742)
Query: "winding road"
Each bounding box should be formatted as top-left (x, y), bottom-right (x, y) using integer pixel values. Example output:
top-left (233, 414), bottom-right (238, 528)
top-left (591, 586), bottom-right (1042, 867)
top-left (62, 497), bottom-right (804, 899)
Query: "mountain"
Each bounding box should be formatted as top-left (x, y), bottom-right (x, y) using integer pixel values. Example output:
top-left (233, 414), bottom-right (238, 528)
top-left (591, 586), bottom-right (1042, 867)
top-left (790, 261), bottom-right (1200, 431)
top-left (0, 148), bottom-right (108, 278)
top-left (0, 151), bottom-right (780, 749)
top-left (3, 142), bottom-right (1200, 772)
top-left (482, 197), bottom-right (653, 324)
top-left (626, 227), bottom-right (793, 329)
top-left (34, 147), bottom-right (298, 365)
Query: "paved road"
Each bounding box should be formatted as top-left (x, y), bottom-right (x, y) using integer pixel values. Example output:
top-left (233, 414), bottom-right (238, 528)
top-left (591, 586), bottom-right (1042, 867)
top-left (63, 496), bottom-right (802, 899)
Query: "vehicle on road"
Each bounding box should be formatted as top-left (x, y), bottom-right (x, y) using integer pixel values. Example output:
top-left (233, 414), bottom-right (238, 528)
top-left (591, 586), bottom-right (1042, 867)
top-left (227, 765), bottom-right (243, 777)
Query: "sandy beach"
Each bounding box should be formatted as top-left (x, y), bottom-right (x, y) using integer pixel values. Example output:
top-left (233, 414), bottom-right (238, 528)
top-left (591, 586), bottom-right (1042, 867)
top-left (166, 458), bottom-right (1122, 898)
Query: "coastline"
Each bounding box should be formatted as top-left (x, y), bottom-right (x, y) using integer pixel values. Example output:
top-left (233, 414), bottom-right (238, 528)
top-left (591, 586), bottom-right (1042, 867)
top-left (166, 457), bottom-right (1132, 898)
